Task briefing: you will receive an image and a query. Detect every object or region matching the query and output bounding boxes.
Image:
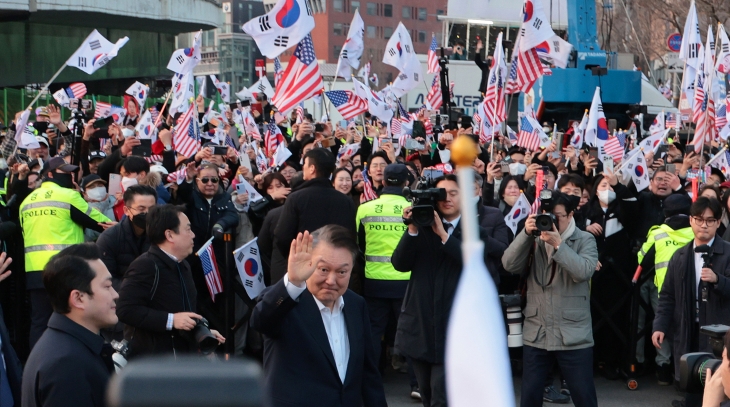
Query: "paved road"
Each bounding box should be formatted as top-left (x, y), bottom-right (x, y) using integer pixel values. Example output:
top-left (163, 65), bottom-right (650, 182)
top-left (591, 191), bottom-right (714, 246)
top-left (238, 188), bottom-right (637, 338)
top-left (383, 366), bottom-right (679, 406)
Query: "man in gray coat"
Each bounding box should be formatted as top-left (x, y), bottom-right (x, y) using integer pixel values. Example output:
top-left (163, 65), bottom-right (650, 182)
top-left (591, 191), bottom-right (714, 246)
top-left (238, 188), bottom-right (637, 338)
top-left (502, 191), bottom-right (598, 407)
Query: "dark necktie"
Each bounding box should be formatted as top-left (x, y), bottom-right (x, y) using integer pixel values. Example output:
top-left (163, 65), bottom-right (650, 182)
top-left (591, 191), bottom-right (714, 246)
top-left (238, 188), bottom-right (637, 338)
top-left (443, 222), bottom-right (452, 235)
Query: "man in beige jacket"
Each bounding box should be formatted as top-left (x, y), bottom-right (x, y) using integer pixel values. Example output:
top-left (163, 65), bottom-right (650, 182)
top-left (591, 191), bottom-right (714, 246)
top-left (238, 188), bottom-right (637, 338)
top-left (502, 191), bottom-right (598, 407)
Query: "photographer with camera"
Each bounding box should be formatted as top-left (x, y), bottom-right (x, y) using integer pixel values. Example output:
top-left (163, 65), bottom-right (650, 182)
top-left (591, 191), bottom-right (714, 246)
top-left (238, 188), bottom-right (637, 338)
top-left (117, 204), bottom-right (225, 359)
top-left (653, 197), bottom-right (730, 407)
top-left (697, 329), bottom-right (730, 407)
top-left (502, 191), bottom-right (599, 407)
top-left (392, 174), bottom-right (496, 406)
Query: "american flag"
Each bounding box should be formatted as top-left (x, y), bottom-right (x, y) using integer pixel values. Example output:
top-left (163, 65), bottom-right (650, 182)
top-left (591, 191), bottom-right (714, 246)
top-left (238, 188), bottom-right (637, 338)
top-left (66, 82), bottom-right (87, 99)
top-left (264, 118), bottom-right (284, 157)
top-left (427, 34), bottom-right (440, 74)
top-left (94, 101), bottom-right (112, 118)
top-left (665, 112), bottom-right (677, 128)
top-left (149, 106), bottom-right (159, 126)
top-left (99, 138), bottom-right (110, 151)
top-left (517, 115), bottom-right (540, 151)
top-left (693, 98), bottom-right (716, 148)
top-left (225, 134), bottom-right (237, 149)
top-left (482, 37), bottom-right (506, 125)
top-left (325, 90), bottom-right (368, 120)
top-left (716, 103), bottom-right (727, 131)
top-left (616, 130), bottom-right (627, 148)
top-left (603, 136), bottom-right (624, 160)
top-left (473, 111), bottom-right (482, 135)
top-left (529, 198), bottom-right (541, 215)
top-left (295, 104), bottom-right (304, 124)
top-left (449, 81), bottom-right (455, 100)
top-left (360, 165), bottom-right (378, 203)
top-left (273, 57), bottom-right (284, 87)
top-left (427, 76), bottom-right (443, 110)
top-left (507, 126), bottom-right (518, 143)
top-left (271, 34), bottom-right (324, 115)
top-left (198, 239), bottom-right (223, 301)
top-left (244, 113), bottom-right (262, 141)
top-left (390, 116), bottom-right (402, 136)
top-left (167, 167), bottom-right (187, 184)
top-left (423, 117), bottom-right (434, 138)
top-left (693, 67), bottom-right (706, 124)
top-left (173, 106), bottom-right (201, 158)
top-left (505, 45), bottom-right (547, 94)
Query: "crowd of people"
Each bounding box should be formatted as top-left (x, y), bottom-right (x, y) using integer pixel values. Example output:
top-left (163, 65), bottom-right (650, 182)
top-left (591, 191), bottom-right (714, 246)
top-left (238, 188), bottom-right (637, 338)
top-left (0, 86), bottom-right (729, 407)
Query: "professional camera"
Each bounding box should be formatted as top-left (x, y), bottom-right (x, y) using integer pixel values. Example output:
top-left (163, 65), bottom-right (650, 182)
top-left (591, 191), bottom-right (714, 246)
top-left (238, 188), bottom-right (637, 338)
top-left (111, 339), bottom-right (131, 373)
top-left (403, 182), bottom-right (446, 227)
top-left (678, 324), bottom-right (729, 393)
top-left (533, 189), bottom-right (556, 236)
top-left (187, 317), bottom-right (220, 355)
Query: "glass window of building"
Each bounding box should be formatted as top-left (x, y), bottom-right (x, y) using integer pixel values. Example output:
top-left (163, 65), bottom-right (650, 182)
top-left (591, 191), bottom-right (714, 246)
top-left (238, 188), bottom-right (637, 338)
top-left (418, 31), bottom-right (426, 43)
top-left (383, 4), bottom-right (392, 17)
top-left (334, 45), bottom-right (342, 59)
top-left (367, 26), bottom-right (376, 38)
top-left (367, 2), bottom-right (377, 15)
top-left (351, 0), bottom-right (360, 12)
top-left (384, 27), bottom-right (393, 39)
top-left (334, 23), bottom-right (343, 36)
top-left (333, 0), bottom-right (343, 12)
top-left (418, 8), bottom-right (427, 21)
top-left (402, 6), bottom-right (411, 19)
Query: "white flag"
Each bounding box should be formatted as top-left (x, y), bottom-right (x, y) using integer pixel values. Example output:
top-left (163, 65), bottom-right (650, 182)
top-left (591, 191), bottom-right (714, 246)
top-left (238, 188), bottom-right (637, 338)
top-left (235, 87), bottom-right (256, 102)
top-left (14, 110), bottom-right (40, 149)
top-left (535, 35), bottom-right (573, 69)
top-left (520, 0), bottom-right (557, 50)
top-left (336, 10), bottom-right (365, 80)
top-left (241, 0), bottom-right (315, 59)
top-left (711, 150), bottom-right (730, 179)
top-left (357, 61), bottom-right (371, 85)
top-left (251, 76), bottom-right (275, 100)
top-left (66, 29), bottom-right (129, 75)
top-left (167, 31), bottom-right (202, 74)
top-left (624, 149), bottom-right (650, 191)
top-left (135, 110), bottom-right (157, 140)
top-left (52, 89), bottom-right (70, 107)
top-left (170, 72), bottom-right (194, 116)
top-left (585, 87), bottom-right (609, 156)
top-left (383, 23), bottom-right (422, 97)
top-left (717, 24), bottom-right (730, 73)
top-left (234, 238), bottom-right (267, 299)
top-left (273, 144), bottom-right (293, 167)
top-left (196, 76), bottom-right (207, 98)
top-left (125, 81), bottom-right (149, 109)
top-left (680, 1), bottom-right (702, 69)
top-left (503, 193), bottom-right (531, 236)
top-left (572, 110), bottom-right (588, 148)
top-left (210, 75), bottom-right (231, 103)
top-left (649, 111), bottom-right (665, 137)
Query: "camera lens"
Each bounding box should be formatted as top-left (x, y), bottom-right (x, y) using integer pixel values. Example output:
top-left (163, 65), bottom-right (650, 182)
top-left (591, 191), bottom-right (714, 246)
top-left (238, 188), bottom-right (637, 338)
top-left (191, 317), bottom-right (219, 355)
top-left (535, 214), bottom-right (554, 232)
top-left (412, 205), bottom-right (435, 227)
top-left (679, 352), bottom-right (722, 393)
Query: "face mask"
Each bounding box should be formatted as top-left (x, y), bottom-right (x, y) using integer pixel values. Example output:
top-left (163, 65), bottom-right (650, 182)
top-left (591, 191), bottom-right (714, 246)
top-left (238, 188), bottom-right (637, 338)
top-left (509, 163), bottom-right (527, 176)
top-left (121, 176), bottom-right (138, 190)
top-left (597, 190), bottom-right (616, 205)
top-left (53, 172), bottom-right (74, 189)
top-left (122, 128), bottom-right (135, 138)
top-left (86, 186), bottom-right (107, 201)
top-left (0, 158), bottom-right (7, 170)
top-left (131, 212), bottom-right (147, 229)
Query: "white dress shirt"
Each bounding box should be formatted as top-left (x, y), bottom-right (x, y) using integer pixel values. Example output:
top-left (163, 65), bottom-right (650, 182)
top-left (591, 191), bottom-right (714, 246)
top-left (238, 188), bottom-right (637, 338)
top-left (284, 274), bottom-right (350, 383)
top-left (694, 238), bottom-right (715, 321)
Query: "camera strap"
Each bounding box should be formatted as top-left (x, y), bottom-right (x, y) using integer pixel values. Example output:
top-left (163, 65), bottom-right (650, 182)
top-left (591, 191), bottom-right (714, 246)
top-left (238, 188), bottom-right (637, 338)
top-left (128, 262), bottom-right (160, 343)
top-left (533, 253), bottom-right (558, 288)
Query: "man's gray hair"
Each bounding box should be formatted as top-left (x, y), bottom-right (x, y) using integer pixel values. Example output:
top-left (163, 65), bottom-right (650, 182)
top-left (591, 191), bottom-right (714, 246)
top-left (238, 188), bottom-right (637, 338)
top-left (311, 225), bottom-right (359, 261)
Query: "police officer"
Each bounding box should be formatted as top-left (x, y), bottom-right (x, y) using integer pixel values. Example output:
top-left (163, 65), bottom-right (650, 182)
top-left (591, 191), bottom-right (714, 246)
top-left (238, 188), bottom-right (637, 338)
top-left (637, 194), bottom-right (693, 385)
top-left (355, 163), bottom-right (420, 399)
top-left (20, 157), bottom-right (113, 349)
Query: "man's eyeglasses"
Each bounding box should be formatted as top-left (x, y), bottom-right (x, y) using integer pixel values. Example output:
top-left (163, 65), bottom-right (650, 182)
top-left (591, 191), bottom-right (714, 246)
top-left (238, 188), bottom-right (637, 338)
top-left (692, 217), bottom-right (718, 227)
top-left (197, 177), bottom-right (220, 184)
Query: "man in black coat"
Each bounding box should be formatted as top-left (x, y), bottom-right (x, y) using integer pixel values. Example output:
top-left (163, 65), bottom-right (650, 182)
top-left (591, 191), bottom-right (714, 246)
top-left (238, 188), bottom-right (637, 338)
top-left (653, 198), bottom-right (730, 407)
top-left (392, 175), bottom-right (496, 407)
top-left (0, 254), bottom-right (22, 406)
top-left (251, 226), bottom-right (387, 407)
top-left (629, 166), bottom-right (686, 246)
top-left (178, 163), bottom-right (238, 327)
top-left (22, 244), bottom-right (118, 407)
top-left (474, 173), bottom-right (512, 282)
top-left (117, 205), bottom-right (225, 359)
top-left (97, 185), bottom-right (157, 284)
top-left (274, 148), bottom-right (357, 258)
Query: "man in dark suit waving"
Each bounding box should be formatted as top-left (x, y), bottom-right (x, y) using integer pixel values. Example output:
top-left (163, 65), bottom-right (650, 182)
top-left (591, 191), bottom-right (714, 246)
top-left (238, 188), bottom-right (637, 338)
top-left (251, 225), bottom-right (387, 407)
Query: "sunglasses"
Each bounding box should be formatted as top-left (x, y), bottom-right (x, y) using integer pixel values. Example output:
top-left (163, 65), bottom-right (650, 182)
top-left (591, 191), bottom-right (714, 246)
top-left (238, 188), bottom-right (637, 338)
top-left (197, 177), bottom-right (220, 184)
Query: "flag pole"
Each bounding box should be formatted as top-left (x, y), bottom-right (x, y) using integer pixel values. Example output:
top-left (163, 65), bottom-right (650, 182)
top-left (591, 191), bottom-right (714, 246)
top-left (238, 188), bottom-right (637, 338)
top-left (705, 145), bottom-right (728, 167)
top-left (153, 91), bottom-right (173, 128)
top-left (27, 63), bottom-right (68, 110)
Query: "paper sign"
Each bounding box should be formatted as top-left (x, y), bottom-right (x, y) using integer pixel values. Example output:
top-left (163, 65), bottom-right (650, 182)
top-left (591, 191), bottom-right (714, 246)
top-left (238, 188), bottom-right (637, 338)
top-left (108, 174), bottom-right (122, 197)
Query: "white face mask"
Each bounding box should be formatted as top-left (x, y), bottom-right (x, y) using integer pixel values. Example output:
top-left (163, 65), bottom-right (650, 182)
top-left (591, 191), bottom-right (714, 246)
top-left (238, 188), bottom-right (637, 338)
top-left (121, 176), bottom-right (138, 190)
top-left (0, 158), bottom-right (7, 170)
top-left (597, 190), bottom-right (616, 205)
top-left (122, 128), bottom-right (135, 138)
top-left (509, 163), bottom-right (527, 176)
top-left (86, 186), bottom-right (107, 201)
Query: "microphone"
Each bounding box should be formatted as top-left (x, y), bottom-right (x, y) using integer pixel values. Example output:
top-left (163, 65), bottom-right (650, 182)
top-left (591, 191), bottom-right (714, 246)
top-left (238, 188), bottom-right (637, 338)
top-left (694, 244), bottom-right (714, 302)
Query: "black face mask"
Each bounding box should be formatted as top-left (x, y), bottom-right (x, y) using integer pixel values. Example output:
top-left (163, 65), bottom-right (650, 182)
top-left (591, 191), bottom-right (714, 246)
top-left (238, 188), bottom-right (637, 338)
top-left (131, 212), bottom-right (147, 229)
top-left (53, 172), bottom-right (74, 189)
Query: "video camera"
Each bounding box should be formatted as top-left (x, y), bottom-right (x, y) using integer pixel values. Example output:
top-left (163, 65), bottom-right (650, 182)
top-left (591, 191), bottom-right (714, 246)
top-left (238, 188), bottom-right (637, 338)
top-left (533, 189), bottom-right (556, 236)
top-left (403, 177), bottom-right (446, 227)
top-left (679, 324), bottom-right (729, 393)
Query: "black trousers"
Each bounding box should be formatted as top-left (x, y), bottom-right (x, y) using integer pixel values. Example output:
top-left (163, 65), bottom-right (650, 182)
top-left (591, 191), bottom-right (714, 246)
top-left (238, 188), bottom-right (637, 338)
top-left (365, 296), bottom-right (417, 387)
top-left (521, 345), bottom-right (597, 407)
top-left (29, 288), bottom-right (52, 350)
top-left (411, 359), bottom-right (447, 407)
